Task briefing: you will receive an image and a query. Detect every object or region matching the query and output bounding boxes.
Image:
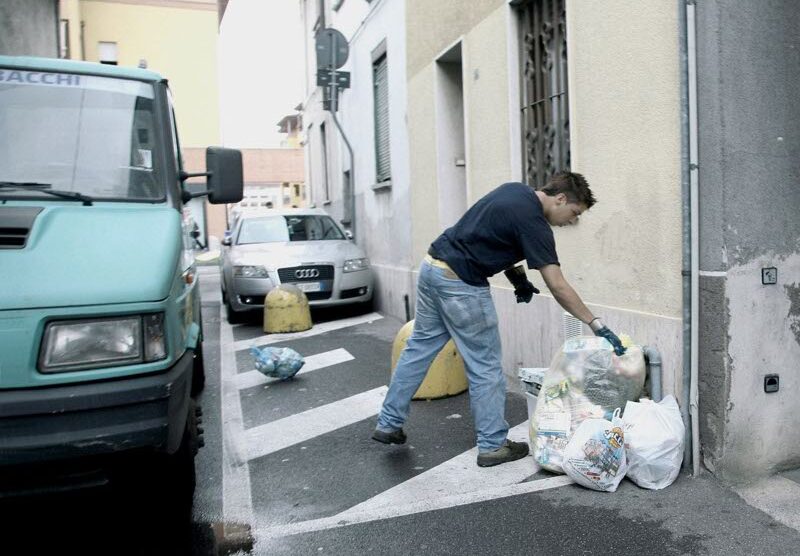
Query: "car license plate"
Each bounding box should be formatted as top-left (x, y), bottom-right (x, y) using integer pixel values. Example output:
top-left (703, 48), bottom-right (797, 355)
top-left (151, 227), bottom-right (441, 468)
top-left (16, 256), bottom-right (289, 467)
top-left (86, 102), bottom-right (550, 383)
top-left (295, 282), bottom-right (322, 293)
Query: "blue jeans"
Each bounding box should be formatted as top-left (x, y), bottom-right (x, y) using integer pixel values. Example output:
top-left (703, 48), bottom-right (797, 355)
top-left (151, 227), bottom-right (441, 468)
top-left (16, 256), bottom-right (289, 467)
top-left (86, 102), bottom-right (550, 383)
top-left (376, 260), bottom-right (509, 452)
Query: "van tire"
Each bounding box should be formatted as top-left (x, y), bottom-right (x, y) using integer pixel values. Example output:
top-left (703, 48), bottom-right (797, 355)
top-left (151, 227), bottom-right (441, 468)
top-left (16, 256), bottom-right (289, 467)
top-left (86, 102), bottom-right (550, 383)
top-left (191, 340), bottom-right (205, 396)
top-left (160, 399), bottom-right (198, 524)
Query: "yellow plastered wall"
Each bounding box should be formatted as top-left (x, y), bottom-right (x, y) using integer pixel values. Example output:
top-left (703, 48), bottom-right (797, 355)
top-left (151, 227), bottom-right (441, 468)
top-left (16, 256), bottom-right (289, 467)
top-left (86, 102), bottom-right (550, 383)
top-left (406, 0), bottom-right (509, 265)
top-left (562, 0), bottom-right (682, 318)
top-left (59, 0), bottom-right (84, 60)
top-left (78, 0), bottom-right (219, 147)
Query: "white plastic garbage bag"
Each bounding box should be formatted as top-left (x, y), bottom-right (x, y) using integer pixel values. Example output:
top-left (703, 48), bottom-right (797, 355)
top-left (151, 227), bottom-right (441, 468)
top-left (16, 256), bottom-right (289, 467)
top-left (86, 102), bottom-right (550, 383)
top-left (530, 336), bottom-right (645, 473)
top-left (250, 346), bottom-right (305, 380)
top-left (623, 395), bottom-right (685, 490)
top-left (563, 409), bottom-right (628, 492)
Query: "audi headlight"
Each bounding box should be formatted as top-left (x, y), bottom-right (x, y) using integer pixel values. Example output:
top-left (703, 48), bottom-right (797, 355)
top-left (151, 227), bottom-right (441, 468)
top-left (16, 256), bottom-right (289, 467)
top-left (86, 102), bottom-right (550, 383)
top-left (40, 314), bottom-right (166, 373)
top-left (234, 265), bottom-right (269, 278)
top-left (343, 258), bottom-right (369, 273)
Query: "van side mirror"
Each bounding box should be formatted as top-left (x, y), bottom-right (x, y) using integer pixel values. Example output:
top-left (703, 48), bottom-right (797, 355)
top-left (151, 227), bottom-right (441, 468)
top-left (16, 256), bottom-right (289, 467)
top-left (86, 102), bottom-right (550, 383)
top-left (206, 147), bottom-right (243, 204)
top-left (344, 230), bottom-right (354, 240)
top-left (179, 146), bottom-right (244, 205)
top-left (222, 236), bottom-right (232, 246)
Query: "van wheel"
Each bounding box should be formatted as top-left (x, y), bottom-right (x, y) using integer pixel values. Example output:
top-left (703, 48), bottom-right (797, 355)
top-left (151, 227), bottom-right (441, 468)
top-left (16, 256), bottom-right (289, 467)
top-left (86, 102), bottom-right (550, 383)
top-left (191, 340), bottom-right (205, 396)
top-left (160, 399), bottom-right (198, 523)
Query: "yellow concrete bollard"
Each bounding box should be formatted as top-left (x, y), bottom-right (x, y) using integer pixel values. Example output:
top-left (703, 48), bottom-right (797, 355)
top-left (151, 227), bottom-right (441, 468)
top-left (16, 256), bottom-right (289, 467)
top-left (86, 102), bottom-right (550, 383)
top-left (391, 320), bottom-right (468, 400)
top-left (263, 284), bottom-right (313, 333)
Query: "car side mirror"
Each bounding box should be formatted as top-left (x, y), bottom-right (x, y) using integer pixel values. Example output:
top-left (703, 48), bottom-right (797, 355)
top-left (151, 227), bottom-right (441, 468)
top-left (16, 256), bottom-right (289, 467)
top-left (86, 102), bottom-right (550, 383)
top-left (221, 236), bottom-right (232, 246)
top-left (344, 230), bottom-right (354, 240)
top-left (206, 147), bottom-right (243, 204)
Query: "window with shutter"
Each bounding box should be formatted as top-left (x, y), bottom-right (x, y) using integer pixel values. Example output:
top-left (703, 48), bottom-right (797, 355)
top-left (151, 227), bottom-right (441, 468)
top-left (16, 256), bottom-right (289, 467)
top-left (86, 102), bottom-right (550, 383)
top-left (373, 54), bottom-right (391, 183)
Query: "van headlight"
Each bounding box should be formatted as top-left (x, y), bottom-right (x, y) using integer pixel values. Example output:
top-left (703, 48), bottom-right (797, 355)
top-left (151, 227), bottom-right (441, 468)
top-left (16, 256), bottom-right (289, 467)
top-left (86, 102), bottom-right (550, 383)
top-left (40, 314), bottom-right (166, 373)
top-left (343, 258), bottom-right (369, 273)
top-left (234, 265), bottom-right (269, 278)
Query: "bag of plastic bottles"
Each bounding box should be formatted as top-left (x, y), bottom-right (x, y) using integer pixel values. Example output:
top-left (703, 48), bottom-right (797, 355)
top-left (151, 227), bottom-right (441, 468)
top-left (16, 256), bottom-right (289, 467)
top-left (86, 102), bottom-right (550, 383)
top-left (250, 346), bottom-right (305, 380)
top-left (530, 336), bottom-right (645, 473)
top-left (562, 408), bottom-right (628, 492)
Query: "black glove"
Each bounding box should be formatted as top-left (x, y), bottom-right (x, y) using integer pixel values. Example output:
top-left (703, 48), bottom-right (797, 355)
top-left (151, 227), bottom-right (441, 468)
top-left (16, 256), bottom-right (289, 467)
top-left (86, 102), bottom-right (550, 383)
top-left (504, 265), bottom-right (540, 304)
top-left (590, 318), bottom-right (627, 355)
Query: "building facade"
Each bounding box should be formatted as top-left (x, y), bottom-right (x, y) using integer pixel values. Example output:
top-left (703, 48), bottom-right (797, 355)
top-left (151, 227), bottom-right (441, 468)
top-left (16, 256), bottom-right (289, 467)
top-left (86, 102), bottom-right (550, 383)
top-left (0, 0), bottom-right (59, 57)
top-left (300, 0), bottom-right (414, 319)
top-left (301, 0), bottom-right (800, 481)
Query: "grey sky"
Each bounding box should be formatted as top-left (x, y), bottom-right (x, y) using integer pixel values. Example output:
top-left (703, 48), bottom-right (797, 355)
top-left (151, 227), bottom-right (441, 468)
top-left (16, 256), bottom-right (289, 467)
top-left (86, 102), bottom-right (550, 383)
top-left (219, 0), bottom-right (304, 148)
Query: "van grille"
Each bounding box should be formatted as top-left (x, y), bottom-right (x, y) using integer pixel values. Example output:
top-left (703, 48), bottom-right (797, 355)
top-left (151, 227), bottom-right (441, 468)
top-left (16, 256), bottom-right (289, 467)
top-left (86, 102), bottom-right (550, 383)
top-left (0, 207), bottom-right (42, 249)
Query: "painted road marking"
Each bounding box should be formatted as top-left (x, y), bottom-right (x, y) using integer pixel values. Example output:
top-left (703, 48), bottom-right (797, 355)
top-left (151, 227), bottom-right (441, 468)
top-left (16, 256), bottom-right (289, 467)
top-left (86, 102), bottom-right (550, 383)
top-left (244, 386), bottom-right (388, 462)
top-left (235, 348), bottom-right (354, 390)
top-left (344, 421), bottom-right (536, 514)
top-left (232, 312), bottom-right (384, 352)
top-left (220, 305), bottom-right (254, 525)
top-left (256, 475), bottom-right (574, 541)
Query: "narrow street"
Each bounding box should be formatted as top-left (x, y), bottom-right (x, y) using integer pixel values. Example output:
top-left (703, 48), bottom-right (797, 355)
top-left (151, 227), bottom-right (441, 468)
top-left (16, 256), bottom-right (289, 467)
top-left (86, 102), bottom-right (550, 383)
top-left (2, 266), bottom-right (800, 555)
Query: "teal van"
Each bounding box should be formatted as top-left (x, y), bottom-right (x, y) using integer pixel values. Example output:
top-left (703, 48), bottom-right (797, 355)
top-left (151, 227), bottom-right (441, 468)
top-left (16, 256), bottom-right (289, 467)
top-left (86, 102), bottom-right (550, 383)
top-left (0, 56), bottom-right (242, 501)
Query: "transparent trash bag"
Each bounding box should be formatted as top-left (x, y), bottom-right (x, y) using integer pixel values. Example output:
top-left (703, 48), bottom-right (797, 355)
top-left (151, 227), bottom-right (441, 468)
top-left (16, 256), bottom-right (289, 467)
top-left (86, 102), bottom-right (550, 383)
top-left (530, 336), bottom-right (645, 473)
top-left (623, 395), bottom-right (685, 490)
top-left (563, 409), bottom-right (628, 492)
top-left (250, 346), bottom-right (305, 380)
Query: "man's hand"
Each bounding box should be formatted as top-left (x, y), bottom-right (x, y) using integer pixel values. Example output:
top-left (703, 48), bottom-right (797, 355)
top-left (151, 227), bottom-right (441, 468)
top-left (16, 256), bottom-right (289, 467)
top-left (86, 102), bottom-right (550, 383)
top-left (514, 280), bottom-right (539, 303)
top-left (590, 318), bottom-right (626, 355)
top-left (504, 266), bottom-right (540, 304)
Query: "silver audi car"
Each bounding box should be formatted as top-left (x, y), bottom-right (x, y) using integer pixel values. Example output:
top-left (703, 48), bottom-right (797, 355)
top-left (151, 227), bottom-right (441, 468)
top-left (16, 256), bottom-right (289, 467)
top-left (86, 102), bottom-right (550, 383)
top-left (220, 208), bottom-right (374, 323)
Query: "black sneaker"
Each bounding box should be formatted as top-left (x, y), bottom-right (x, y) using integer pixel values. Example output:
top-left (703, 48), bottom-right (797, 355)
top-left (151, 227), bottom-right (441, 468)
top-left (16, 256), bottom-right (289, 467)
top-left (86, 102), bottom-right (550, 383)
top-left (476, 440), bottom-right (529, 467)
top-left (371, 428), bottom-right (407, 445)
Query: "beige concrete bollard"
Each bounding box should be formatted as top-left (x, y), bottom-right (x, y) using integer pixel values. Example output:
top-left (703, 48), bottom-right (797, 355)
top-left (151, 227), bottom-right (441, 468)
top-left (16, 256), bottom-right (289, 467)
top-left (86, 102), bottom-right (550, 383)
top-left (263, 284), bottom-right (312, 333)
top-left (391, 320), bottom-right (468, 400)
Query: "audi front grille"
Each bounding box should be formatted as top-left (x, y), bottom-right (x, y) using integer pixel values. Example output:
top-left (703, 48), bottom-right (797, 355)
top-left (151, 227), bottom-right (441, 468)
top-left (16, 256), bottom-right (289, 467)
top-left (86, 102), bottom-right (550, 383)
top-left (277, 265), bottom-right (335, 282)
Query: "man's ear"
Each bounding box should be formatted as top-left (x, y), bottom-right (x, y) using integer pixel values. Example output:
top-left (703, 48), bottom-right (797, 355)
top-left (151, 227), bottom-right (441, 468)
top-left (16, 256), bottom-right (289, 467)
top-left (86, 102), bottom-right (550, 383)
top-left (555, 193), bottom-right (568, 205)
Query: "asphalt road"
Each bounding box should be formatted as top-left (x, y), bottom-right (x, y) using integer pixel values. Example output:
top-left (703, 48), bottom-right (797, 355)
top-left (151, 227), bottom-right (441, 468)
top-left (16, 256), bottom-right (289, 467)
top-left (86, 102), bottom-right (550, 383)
top-left (2, 266), bottom-right (799, 556)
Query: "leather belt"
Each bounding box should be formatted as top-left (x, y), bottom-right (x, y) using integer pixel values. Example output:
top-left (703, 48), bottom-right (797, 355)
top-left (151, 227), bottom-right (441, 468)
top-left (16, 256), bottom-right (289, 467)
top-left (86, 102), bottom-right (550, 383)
top-left (424, 254), bottom-right (459, 279)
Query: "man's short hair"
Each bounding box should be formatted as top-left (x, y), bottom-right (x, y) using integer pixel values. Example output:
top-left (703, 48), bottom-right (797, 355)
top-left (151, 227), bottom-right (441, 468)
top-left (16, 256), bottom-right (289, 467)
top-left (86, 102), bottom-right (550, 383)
top-left (539, 172), bottom-right (596, 209)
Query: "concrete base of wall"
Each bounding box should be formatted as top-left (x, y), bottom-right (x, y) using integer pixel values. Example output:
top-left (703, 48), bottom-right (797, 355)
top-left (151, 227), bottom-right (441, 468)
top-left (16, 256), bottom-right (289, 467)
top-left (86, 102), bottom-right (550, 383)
top-left (492, 287), bottom-right (683, 400)
top-left (372, 263), bottom-right (418, 323)
top-left (373, 262), bottom-right (684, 403)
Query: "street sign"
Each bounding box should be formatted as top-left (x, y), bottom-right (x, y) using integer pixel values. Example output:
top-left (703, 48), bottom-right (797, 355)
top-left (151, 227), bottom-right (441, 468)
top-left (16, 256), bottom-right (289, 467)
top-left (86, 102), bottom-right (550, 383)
top-left (316, 69), bottom-right (351, 89)
top-left (315, 28), bottom-right (349, 70)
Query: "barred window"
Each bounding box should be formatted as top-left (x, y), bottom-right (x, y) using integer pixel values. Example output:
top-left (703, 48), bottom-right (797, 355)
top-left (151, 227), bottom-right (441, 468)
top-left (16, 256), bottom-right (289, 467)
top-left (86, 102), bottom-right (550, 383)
top-left (517, 0), bottom-right (570, 187)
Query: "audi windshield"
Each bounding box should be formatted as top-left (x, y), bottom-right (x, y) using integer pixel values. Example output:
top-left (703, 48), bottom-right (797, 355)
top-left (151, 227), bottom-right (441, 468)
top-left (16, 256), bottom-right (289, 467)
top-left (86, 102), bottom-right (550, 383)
top-left (236, 215), bottom-right (345, 244)
top-left (0, 69), bottom-right (165, 202)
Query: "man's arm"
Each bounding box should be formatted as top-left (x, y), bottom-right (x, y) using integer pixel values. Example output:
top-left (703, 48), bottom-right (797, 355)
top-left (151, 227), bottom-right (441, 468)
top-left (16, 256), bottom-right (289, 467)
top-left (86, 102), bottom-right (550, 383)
top-left (539, 264), bottom-right (627, 355)
top-left (538, 264), bottom-right (594, 324)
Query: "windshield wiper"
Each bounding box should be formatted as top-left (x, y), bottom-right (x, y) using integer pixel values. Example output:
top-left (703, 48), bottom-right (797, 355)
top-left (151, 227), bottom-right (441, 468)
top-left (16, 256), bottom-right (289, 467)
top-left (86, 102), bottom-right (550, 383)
top-left (0, 182), bottom-right (94, 206)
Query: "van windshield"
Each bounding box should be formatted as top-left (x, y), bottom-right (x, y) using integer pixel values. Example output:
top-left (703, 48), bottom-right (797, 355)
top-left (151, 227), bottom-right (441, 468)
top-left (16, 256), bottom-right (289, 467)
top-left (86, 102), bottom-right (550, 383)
top-left (0, 69), bottom-right (165, 201)
top-left (237, 215), bottom-right (345, 244)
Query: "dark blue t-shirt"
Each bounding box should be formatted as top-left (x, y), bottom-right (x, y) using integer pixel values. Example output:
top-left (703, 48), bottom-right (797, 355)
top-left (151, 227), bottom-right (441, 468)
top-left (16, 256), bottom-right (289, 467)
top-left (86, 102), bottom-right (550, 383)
top-left (429, 182), bottom-right (559, 286)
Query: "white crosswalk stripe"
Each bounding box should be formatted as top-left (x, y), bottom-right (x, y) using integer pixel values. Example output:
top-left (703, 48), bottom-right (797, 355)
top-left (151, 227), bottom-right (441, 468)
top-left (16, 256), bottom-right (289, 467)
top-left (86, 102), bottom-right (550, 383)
top-left (256, 475), bottom-right (574, 541)
top-left (232, 312), bottom-right (383, 351)
top-left (244, 386), bottom-right (388, 462)
top-left (235, 348), bottom-right (354, 390)
top-left (343, 421), bottom-right (538, 515)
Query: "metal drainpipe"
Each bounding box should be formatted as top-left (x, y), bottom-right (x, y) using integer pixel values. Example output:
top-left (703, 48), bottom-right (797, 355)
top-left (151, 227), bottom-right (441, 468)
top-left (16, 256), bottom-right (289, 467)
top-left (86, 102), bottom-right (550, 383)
top-left (642, 346), bottom-right (663, 402)
top-left (679, 0), bottom-right (702, 477)
top-left (678, 0), bottom-right (694, 473)
top-left (686, 0), bottom-right (701, 478)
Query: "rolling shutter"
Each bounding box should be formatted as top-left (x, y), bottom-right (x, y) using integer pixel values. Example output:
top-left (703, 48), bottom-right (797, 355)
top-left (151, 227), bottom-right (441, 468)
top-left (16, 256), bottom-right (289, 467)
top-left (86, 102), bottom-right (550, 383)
top-left (373, 54), bottom-right (391, 182)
